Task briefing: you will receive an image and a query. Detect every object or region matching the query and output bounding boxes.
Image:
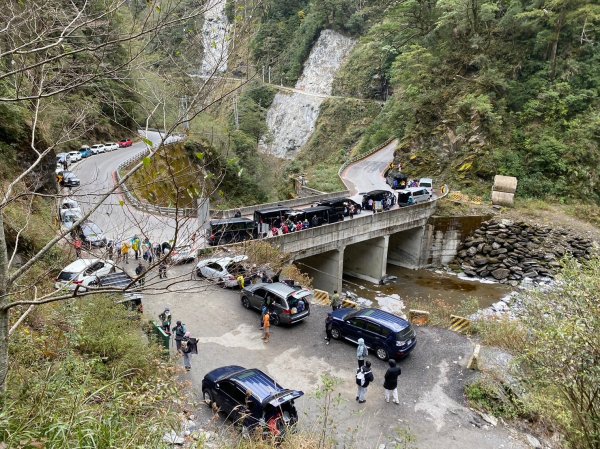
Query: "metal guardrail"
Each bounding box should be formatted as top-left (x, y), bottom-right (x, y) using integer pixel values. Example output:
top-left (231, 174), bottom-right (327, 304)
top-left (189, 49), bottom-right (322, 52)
top-left (114, 139), bottom-right (196, 217)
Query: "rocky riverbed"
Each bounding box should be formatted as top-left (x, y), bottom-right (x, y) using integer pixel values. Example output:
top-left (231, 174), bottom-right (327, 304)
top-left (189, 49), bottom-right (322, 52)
top-left (455, 218), bottom-right (595, 286)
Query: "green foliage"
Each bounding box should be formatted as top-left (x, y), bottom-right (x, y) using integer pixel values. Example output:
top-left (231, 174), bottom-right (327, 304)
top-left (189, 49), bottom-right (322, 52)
top-left (465, 377), bottom-right (528, 419)
top-left (2, 298), bottom-right (178, 448)
top-left (335, 0), bottom-right (600, 201)
top-left (518, 257), bottom-right (600, 449)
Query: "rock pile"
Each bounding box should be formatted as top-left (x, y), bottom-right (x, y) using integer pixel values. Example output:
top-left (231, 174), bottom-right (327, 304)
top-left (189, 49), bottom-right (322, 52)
top-left (455, 219), bottom-right (594, 285)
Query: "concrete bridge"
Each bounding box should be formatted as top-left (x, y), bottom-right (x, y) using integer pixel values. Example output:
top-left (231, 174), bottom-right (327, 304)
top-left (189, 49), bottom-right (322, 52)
top-left (261, 196), bottom-right (444, 293)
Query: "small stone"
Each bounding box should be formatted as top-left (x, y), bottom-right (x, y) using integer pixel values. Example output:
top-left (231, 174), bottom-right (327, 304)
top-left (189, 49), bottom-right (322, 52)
top-left (492, 268), bottom-right (511, 280)
top-left (526, 434), bottom-right (542, 449)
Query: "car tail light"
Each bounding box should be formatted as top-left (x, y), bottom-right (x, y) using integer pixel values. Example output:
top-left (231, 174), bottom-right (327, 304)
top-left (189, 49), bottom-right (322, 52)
top-left (282, 309), bottom-right (291, 315)
top-left (73, 280), bottom-right (83, 285)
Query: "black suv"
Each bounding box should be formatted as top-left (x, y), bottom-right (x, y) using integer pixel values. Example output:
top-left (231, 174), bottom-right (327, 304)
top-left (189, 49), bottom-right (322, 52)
top-left (317, 197), bottom-right (362, 218)
top-left (360, 190), bottom-right (396, 210)
top-left (202, 365), bottom-right (303, 436)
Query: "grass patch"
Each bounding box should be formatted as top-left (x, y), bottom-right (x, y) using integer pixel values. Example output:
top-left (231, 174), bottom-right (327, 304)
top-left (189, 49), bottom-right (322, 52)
top-left (564, 202), bottom-right (600, 228)
top-left (472, 318), bottom-right (527, 353)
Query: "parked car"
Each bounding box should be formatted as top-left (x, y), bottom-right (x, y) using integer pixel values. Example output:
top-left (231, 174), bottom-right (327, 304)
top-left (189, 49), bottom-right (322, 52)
top-left (387, 172), bottom-right (409, 190)
top-left (317, 197), bottom-right (362, 218)
top-left (360, 190), bottom-right (396, 210)
top-left (118, 138), bottom-right (133, 148)
top-left (54, 258), bottom-right (116, 290)
top-left (72, 221), bottom-right (107, 247)
top-left (293, 205), bottom-right (341, 227)
top-left (90, 144), bottom-right (105, 154)
top-left (419, 178), bottom-right (433, 195)
top-left (61, 210), bottom-right (82, 230)
top-left (59, 198), bottom-right (82, 219)
top-left (397, 187), bottom-right (431, 207)
top-left (79, 147), bottom-right (92, 158)
top-left (202, 365), bottom-right (303, 436)
top-left (56, 153), bottom-right (70, 167)
top-left (208, 218), bottom-right (257, 246)
top-left (240, 282), bottom-right (311, 326)
top-left (329, 308), bottom-right (417, 360)
top-left (68, 151), bottom-right (82, 162)
top-left (104, 142), bottom-right (118, 152)
top-left (196, 255), bottom-right (248, 287)
top-left (170, 244), bottom-right (198, 264)
top-left (59, 171), bottom-right (80, 187)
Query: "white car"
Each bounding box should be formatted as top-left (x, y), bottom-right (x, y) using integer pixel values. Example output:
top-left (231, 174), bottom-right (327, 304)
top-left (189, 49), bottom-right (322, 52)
top-left (68, 151), bottom-right (82, 162)
top-left (170, 244), bottom-right (198, 264)
top-left (56, 152), bottom-right (71, 167)
top-left (104, 142), bottom-right (118, 152)
top-left (195, 255), bottom-right (248, 287)
top-left (59, 198), bottom-right (82, 219)
top-left (61, 210), bottom-right (82, 230)
top-left (55, 258), bottom-right (116, 291)
top-left (90, 144), bottom-right (105, 154)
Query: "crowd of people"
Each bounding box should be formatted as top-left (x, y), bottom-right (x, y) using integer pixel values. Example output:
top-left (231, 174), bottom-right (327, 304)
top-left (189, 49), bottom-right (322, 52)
top-left (159, 309), bottom-right (198, 371)
top-left (113, 235), bottom-right (172, 265)
top-left (269, 215), bottom-right (319, 236)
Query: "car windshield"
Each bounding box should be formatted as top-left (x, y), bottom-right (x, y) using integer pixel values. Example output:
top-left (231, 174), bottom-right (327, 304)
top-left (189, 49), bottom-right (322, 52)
top-left (58, 271), bottom-right (78, 281)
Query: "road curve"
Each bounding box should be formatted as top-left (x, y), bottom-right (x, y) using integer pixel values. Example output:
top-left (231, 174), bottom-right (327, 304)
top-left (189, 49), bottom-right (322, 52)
top-left (340, 139), bottom-right (398, 198)
top-left (71, 131), bottom-right (198, 244)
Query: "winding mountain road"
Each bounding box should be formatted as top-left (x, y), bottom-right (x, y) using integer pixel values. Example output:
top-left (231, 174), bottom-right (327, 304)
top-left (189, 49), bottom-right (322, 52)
top-left (71, 131), bottom-right (198, 244)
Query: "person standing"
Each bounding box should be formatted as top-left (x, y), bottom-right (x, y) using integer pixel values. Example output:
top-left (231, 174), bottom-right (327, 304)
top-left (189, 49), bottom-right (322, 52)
top-left (159, 308), bottom-right (172, 334)
top-left (74, 238), bottom-right (82, 258)
top-left (383, 359), bottom-right (401, 404)
top-left (324, 313), bottom-right (333, 344)
top-left (159, 260), bottom-right (167, 278)
top-left (135, 262), bottom-right (145, 286)
top-left (181, 332), bottom-right (198, 371)
top-left (349, 204), bottom-right (355, 219)
top-left (115, 240), bottom-right (122, 263)
top-left (107, 240), bottom-right (114, 260)
top-left (131, 236), bottom-right (140, 260)
top-left (330, 290), bottom-right (341, 311)
top-left (356, 360), bottom-right (374, 404)
top-left (356, 338), bottom-right (368, 368)
top-left (121, 241), bottom-right (130, 264)
top-left (262, 312), bottom-right (271, 343)
top-left (172, 320), bottom-right (187, 353)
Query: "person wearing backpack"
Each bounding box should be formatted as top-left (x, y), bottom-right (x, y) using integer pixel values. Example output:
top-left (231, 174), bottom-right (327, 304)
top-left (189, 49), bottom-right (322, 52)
top-left (181, 332), bottom-right (198, 371)
top-left (356, 360), bottom-right (374, 404)
top-left (356, 338), bottom-right (368, 368)
top-left (172, 320), bottom-right (187, 353)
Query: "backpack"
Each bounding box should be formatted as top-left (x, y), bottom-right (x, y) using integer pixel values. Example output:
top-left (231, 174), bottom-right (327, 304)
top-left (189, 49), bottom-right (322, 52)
top-left (356, 368), bottom-right (365, 386)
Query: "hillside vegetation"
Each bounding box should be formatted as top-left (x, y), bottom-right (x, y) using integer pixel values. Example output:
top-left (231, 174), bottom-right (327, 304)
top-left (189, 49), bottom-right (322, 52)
top-left (335, 0), bottom-right (600, 200)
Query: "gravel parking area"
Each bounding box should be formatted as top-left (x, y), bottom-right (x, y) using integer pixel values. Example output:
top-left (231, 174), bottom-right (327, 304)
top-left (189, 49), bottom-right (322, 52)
top-left (143, 264), bottom-right (528, 449)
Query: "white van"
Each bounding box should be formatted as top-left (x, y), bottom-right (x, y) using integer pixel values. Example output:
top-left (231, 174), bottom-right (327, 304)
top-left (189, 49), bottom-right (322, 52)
top-left (419, 178), bottom-right (433, 194)
top-left (397, 187), bottom-right (431, 207)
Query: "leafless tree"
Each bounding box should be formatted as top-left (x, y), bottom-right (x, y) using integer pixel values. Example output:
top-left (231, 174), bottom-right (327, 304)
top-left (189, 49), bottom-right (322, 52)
top-left (0, 0), bottom-right (260, 391)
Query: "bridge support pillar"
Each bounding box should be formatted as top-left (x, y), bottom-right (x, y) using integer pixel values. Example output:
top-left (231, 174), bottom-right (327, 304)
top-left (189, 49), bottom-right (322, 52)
top-left (343, 235), bottom-right (389, 283)
top-left (295, 248), bottom-right (344, 294)
top-left (388, 226), bottom-right (426, 268)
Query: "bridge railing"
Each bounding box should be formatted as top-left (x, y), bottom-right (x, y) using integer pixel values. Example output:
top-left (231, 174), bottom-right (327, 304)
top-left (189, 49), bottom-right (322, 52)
top-left (257, 187), bottom-right (450, 256)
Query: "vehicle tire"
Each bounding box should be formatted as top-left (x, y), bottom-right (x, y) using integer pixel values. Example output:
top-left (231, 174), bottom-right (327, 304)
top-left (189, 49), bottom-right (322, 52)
top-left (196, 269), bottom-right (204, 278)
top-left (270, 313), bottom-right (280, 326)
top-left (202, 389), bottom-right (214, 407)
top-left (330, 327), bottom-right (342, 340)
top-left (241, 296), bottom-right (251, 309)
top-left (376, 347), bottom-right (389, 361)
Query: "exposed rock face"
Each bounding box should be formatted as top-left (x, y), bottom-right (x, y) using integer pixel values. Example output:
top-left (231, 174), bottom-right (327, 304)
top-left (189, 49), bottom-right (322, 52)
top-left (199, 0), bottom-right (230, 77)
top-left (259, 29), bottom-right (355, 159)
top-left (456, 219), bottom-right (594, 284)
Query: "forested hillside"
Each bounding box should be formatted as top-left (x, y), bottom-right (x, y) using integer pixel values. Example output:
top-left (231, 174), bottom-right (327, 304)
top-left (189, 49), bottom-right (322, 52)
top-left (243, 0), bottom-right (599, 201)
